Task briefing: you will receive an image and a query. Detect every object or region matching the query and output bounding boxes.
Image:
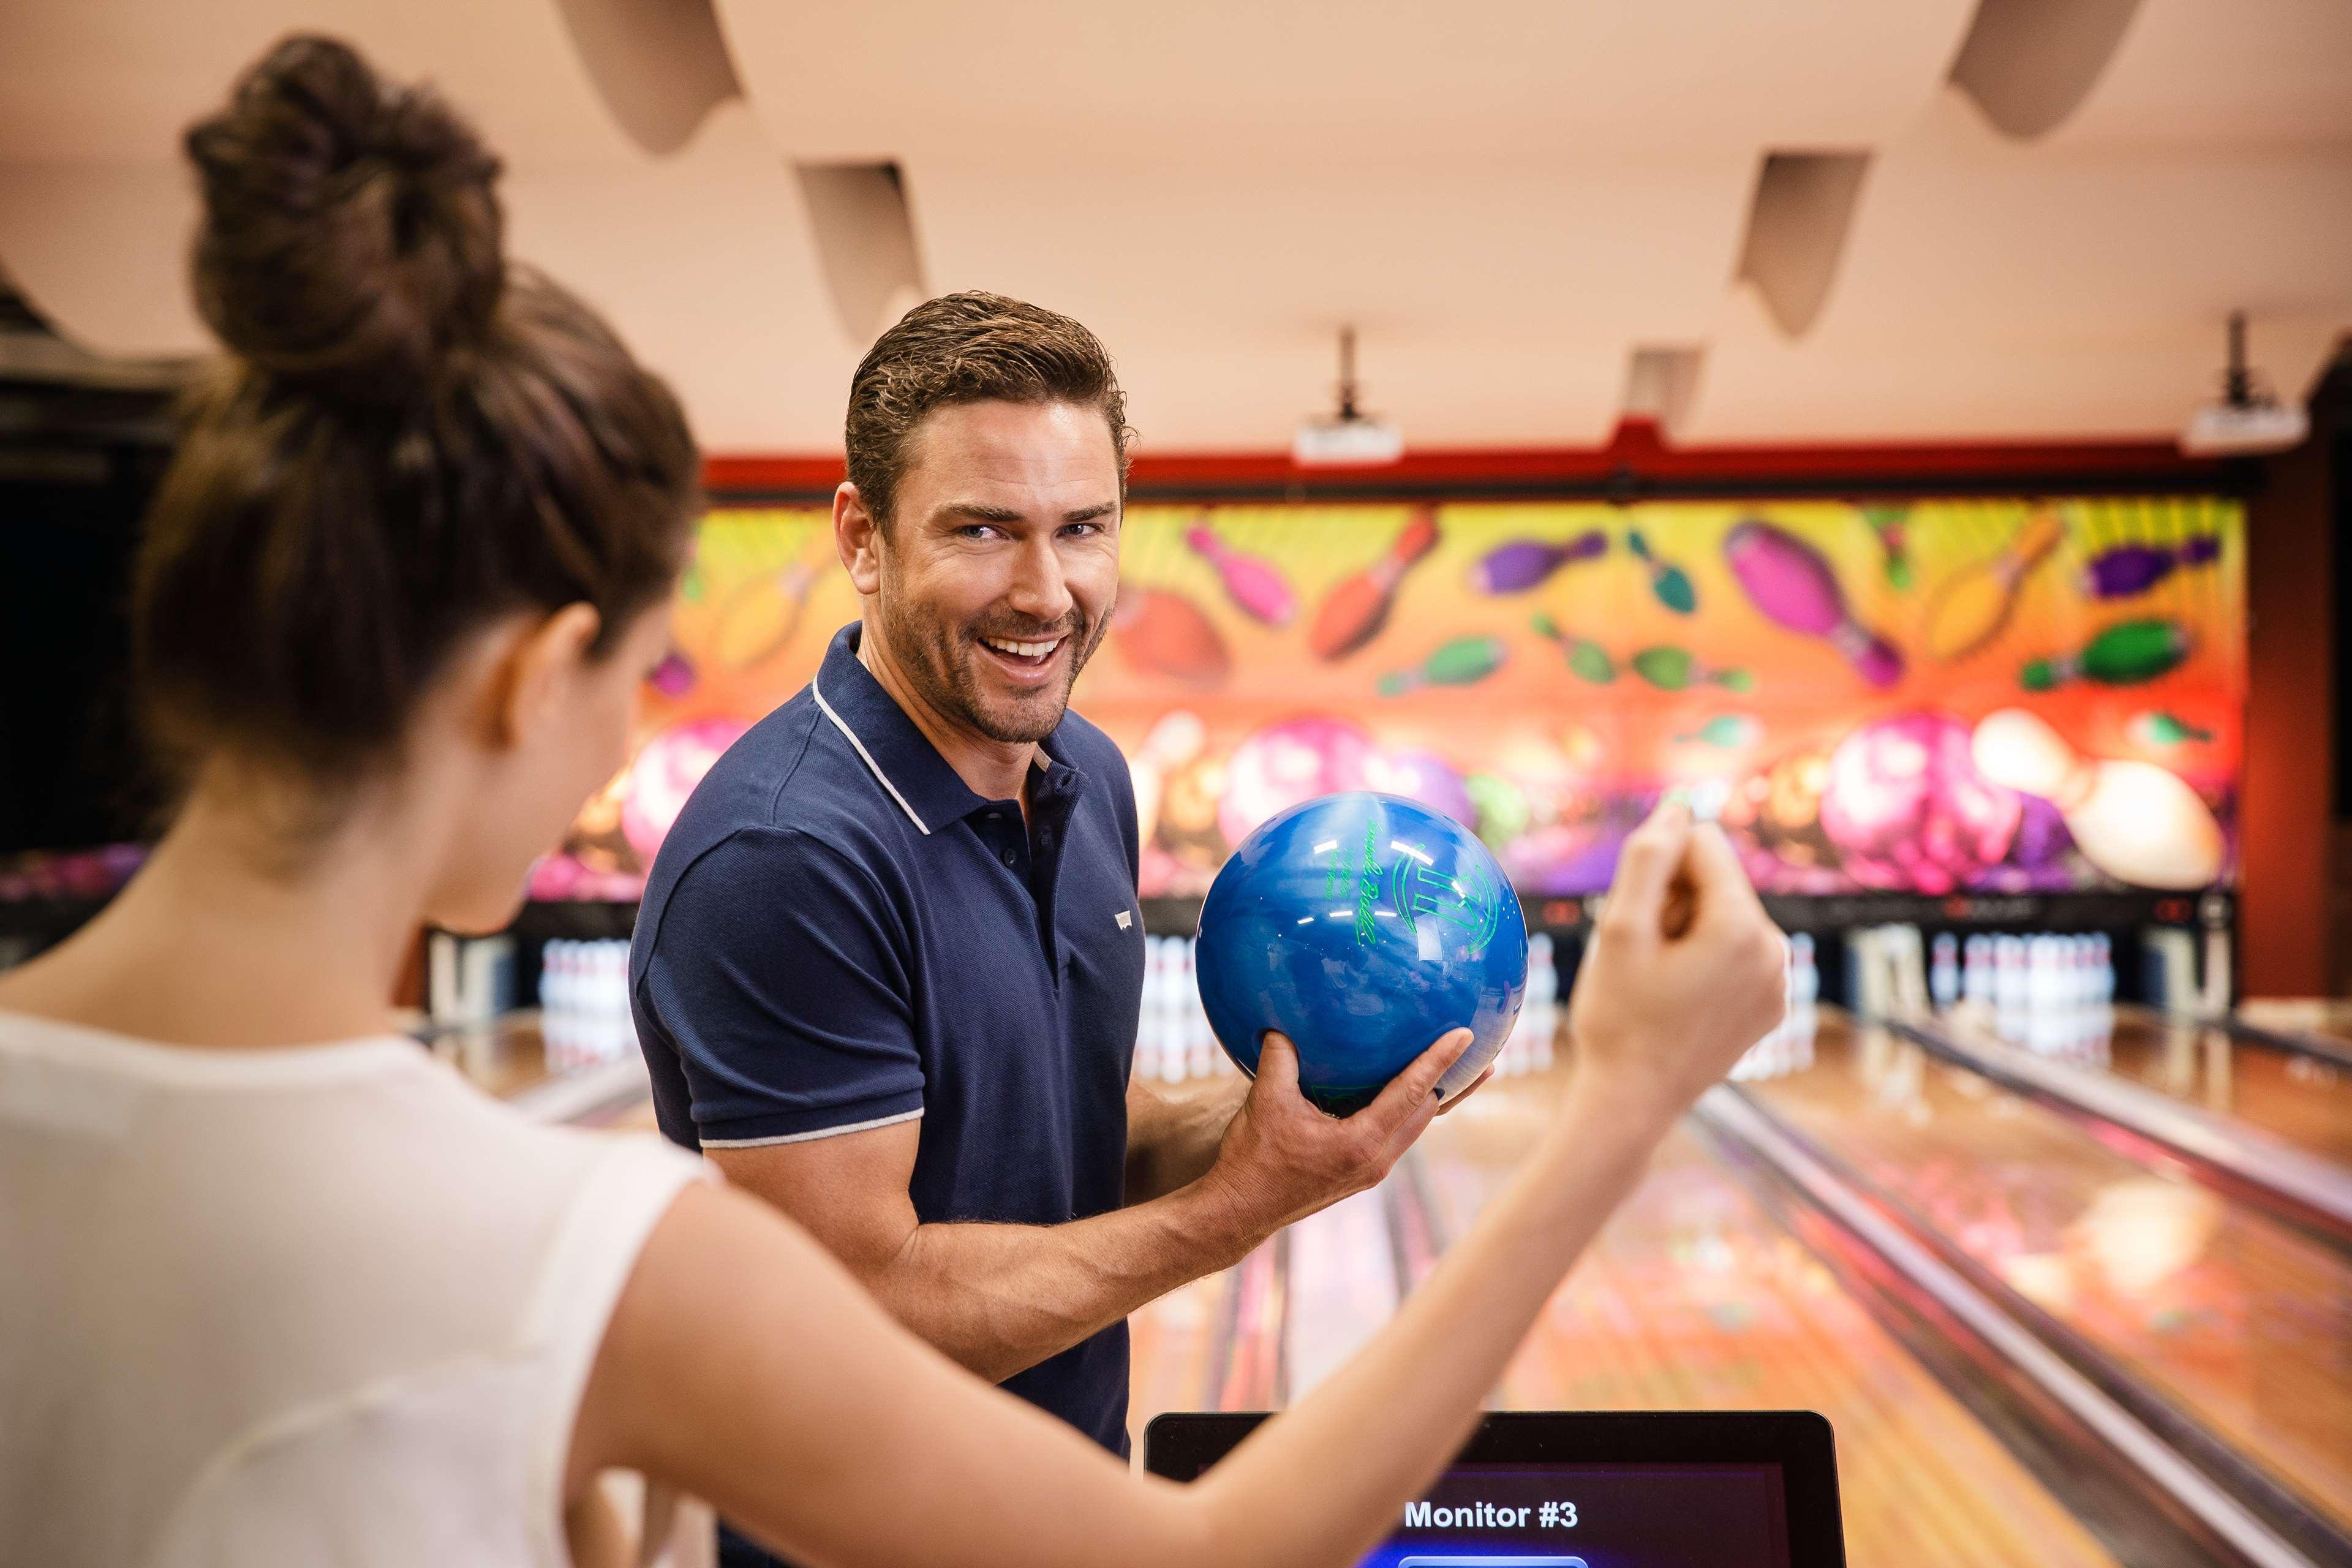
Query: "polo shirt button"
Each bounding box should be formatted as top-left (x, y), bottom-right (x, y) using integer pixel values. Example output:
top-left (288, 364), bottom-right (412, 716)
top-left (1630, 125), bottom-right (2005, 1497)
top-left (1002, 850), bottom-right (1017, 866)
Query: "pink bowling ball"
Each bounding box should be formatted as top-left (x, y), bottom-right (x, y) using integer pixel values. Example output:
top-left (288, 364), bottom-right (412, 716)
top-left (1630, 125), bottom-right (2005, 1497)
top-left (622, 717), bottom-right (750, 861)
top-left (1819, 711), bottom-right (2020, 892)
top-left (1216, 715), bottom-right (1378, 849)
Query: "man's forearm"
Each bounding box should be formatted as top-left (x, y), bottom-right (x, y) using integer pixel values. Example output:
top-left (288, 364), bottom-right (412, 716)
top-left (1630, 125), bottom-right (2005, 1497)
top-left (1125, 1075), bottom-right (1247, 1204)
top-left (871, 1174), bottom-right (1267, 1384)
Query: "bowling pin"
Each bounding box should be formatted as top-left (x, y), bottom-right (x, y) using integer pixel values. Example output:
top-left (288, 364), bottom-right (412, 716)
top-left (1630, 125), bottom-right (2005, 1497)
top-left (1630, 646), bottom-right (1752, 693)
top-left (1113, 585), bottom-right (1232, 687)
top-left (1930, 933), bottom-right (1959, 1011)
top-left (1923, 505), bottom-right (2064, 663)
top-left (1378, 635), bottom-right (1508, 696)
top-left (1185, 520), bottom-right (1298, 626)
top-left (2127, 711), bottom-right (2214, 749)
top-left (2082, 537), bottom-right (2218, 600)
top-left (1528, 932), bottom-right (1558, 1072)
top-left (1963, 933), bottom-right (1993, 1006)
top-left (1860, 503), bottom-right (1913, 590)
top-left (1722, 519), bottom-right (1904, 688)
top-left (1529, 612), bottom-right (1616, 684)
top-left (1466, 531), bottom-right (1607, 595)
top-left (711, 560), bottom-right (819, 670)
top-left (1994, 935), bottom-right (2027, 1011)
top-left (1626, 530), bottom-right (1697, 614)
top-left (1675, 715), bottom-right (1760, 748)
top-left (2021, 619), bottom-right (2190, 692)
top-left (1970, 708), bottom-right (2223, 889)
top-left (1309, 507), bottom-right (1440, 660)
top-left (647, 649), bottom-right (696, 698)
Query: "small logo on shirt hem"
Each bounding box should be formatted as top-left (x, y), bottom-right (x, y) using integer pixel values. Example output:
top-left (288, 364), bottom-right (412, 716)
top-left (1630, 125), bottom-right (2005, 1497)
top-left (1115, 909), bottom-right (1133, 930)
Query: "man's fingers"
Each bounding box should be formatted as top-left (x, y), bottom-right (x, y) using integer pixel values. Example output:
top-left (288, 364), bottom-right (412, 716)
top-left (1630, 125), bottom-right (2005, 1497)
top-left (1434, 1063), bottom-right (1494, 1115)
top-left (1254, 1031), bottom-right (1302, 1095)
top-left (1359, 1027), bottom-right (1473, 1132)
top-left (1603, 798), bottom-right (1693, 941)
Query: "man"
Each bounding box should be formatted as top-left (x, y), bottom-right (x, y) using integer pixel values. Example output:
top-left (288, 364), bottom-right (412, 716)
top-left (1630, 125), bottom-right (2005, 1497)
top-left (632, 292), bottom-right (1471, 1563)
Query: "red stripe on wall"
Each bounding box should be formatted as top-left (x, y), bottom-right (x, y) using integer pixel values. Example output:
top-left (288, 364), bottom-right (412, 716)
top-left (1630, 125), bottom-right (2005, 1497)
top-left (703, 420), bottom-right (2226, 498)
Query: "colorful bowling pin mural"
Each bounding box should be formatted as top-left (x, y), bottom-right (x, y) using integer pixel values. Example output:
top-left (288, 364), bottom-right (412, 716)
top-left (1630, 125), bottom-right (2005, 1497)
top-left (1923, 505), bottom-right (2063, 663)
top-left (1722, 519), bottom-right (1904, 688)
top-left (1112, 584), bottom-right (1232, 687)
top-left (1466, 531), bottom-right (1607, 595)
top-left (2021, 619), bottom-right (2190, 692)
top-left (522, 494), bottom-right (2242, 908)
top-left (1185, 519), bottom-right (1297, 626)
top-left (1626, 529), bottom-right (1697, 614)
top-left (1309, 507), bottom-right (1439, 660)
top-left (1378, 635), bottom-right (1509, 696)
top-left (1972, 709), bottom-right (2223, 889)
top-left (2081, 537), bottom-right (2219, 600)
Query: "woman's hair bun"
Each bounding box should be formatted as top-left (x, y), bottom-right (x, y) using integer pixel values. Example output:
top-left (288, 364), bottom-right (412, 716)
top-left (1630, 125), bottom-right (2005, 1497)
top-left (184, 34), bottom-right (504, 400)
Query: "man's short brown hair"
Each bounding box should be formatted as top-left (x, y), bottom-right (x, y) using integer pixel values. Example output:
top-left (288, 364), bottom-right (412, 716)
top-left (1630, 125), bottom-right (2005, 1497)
top-left (845, 291), bottom-right (1134, 527)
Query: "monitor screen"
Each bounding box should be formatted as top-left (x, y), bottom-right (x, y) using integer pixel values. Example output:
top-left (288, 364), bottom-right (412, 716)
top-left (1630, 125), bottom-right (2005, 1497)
top-left (1365, 1460), bottom-right (1788, 1567)
top-left (1144, 1411), bottom-right (1842, 1568)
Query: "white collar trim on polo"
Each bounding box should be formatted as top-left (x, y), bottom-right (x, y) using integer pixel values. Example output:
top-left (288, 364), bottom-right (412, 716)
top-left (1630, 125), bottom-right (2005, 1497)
top-left (811, 674), bottom-right (930, 836)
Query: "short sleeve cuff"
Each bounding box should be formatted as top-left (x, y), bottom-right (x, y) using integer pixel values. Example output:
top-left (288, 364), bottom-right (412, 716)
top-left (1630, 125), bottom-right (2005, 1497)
top-left (695, 1086), bottom-right (925, 1150)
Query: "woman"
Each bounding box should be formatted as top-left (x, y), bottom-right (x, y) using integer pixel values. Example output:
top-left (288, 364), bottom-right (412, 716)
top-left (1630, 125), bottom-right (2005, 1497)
top-left (0, 36), bottom-right (1787, 1568)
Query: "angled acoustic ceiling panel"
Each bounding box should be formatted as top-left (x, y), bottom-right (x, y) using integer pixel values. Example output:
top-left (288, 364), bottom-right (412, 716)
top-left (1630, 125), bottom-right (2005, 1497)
top-left (548, 0), bottom-right (741, 157)
top-left (714, 0), bottom-right (1980, 167)
top-left (902, 155), bottom-right (1757, 448)
top-left (2037, 0), bottom-right (2352, 148)
top-left (1735, 153), bottom-right (1874, 339)
top-left (0, 0), bottom-right (848, 448)
top-left (797, 162), bottom-right (930, 346)
top-left (1949, 0), bottom-right (2146, 141)
top-left (1679, 87), bottom-right (2352, 442)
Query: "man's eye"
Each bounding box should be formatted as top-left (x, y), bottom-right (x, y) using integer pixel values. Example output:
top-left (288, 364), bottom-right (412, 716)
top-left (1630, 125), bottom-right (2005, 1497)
top-left (959, 524), bottom-right (1001, 540)
top-left (1062, 522), bottom-right (1099, 538)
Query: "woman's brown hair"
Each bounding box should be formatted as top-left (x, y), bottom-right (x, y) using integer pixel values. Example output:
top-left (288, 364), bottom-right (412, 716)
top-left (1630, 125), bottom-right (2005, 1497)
top-left (135, 34), bottom-right (699, 792)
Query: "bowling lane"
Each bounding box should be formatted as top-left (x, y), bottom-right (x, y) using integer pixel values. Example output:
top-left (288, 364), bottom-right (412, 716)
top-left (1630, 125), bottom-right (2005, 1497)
top-left (2075, 1007), bottom-right (2352, 1166)
top-left (1932, 1001), bottom-right (2352, 1167)
top-left (2239, 1000), bottom-right (2352, 1066)
top-left (424, 1011), bottom-right (654, 1126)
top-left (1128, 1267), bottom-right (1240, 1452)
top-left (1410, 1082), bottom-right (2125, 1568)
top-left (1743, 1009), bottom-right (2352, 1537)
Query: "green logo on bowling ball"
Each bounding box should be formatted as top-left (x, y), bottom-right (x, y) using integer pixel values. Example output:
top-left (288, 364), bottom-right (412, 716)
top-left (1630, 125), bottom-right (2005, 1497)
top-left (1321, 815), bottom-right (1502, 952)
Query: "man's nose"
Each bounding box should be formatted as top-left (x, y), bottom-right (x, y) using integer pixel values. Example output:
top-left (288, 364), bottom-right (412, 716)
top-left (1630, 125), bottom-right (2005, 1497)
top-left (1006, 533), bottom-right (1074, 625)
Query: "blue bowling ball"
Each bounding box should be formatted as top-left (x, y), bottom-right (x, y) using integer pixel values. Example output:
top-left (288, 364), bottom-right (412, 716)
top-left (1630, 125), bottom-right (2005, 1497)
top-left (1196, 791), bottom-right (1528, 1115)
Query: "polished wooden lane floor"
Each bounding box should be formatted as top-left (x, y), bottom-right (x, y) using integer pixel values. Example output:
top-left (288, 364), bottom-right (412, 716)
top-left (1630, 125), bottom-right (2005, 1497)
top-left (1749, 1011), bottom-right (2352, 1537)
top-left (1412, 1079), bottom-right (2124, 1568)
top-left (1949, 1004), bottom-right (2352, 1165)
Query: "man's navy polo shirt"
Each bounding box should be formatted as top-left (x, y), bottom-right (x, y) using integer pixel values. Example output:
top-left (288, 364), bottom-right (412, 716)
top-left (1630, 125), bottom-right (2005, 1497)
top-left (630, 622), bottom-right (1146, 1457)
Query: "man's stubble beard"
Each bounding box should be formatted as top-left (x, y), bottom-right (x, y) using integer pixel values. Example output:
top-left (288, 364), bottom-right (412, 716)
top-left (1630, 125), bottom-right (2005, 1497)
top-left (876, 568), bottom-right (1113, 746)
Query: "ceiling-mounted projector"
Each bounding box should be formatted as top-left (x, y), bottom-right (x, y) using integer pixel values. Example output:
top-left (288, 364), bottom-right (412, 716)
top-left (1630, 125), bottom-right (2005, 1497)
top-left (2180, 312), bottom-right (2308, 456)
top-left (1294, 326), bottom-right (1402, 466)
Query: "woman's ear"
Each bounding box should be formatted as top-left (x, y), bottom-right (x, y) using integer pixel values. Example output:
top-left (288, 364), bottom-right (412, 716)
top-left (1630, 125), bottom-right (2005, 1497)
top-left (494, 603), bottom-right (605, 749)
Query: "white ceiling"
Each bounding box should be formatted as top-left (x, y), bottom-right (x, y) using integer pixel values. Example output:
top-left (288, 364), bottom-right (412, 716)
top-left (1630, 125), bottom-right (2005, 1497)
top-left (1, 0), bottom-right (2345, 453)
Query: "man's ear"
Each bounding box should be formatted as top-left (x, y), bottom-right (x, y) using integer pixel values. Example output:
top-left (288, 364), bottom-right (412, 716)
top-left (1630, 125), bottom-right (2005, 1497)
top-left (835, 481), bottom-right (885, 597)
